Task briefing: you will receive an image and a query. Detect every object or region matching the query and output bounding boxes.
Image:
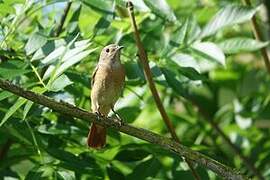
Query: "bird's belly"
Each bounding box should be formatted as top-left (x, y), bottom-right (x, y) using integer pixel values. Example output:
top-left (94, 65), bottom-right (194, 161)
top-left (91, 75), bottom-right (122, 107)
top-left (97, 82), bottom-right (118, 105)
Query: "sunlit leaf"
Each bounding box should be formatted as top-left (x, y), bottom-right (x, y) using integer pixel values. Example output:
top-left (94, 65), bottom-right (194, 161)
top-left (23, 101), bottom-right (34, 120)
top-left (41, 46), bottom-right (66, 65)
top-left (81, 0), bottom-right (115, 14)
top-left (144, 0), bottom-right (176, 22)
top-left (54, 48), bottom-right (97, 78)
top-left (171, 53), bottom-right (201, 72)
top-left (218, 38), bottom-right (269, 54)
top-left (25, 33), bottom-right (47, 55)
top-left (191, 42), bottom-right (226, 66)
top-left (0, 98), bottom-right (27, 127)
top-left (49, 74), bottom-right (73, 92)
top-left (0, 91), bottom-right (13, 101)
top-left (201, 5), bottom-right (259, 38)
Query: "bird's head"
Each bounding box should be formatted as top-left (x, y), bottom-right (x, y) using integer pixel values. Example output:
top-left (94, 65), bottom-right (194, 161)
top-left (99, 44), bottom-right (124, 64)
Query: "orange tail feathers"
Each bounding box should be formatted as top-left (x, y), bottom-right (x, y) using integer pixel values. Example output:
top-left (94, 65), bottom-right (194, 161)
top-left (87, 123), bottom-right (106, 148)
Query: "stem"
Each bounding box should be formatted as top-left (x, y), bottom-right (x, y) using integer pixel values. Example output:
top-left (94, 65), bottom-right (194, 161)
top-left (264, 0), bottom-right (270, 33)
top-left (55, 1), bottom-right (72, 37)
top-left (126, 1), bottom-right (200, 179)
top-left (0, 78), bottom-right (247, 180)
top-left (243, 0), bottom-right (270, 74)
top-left (30, 63), bottom-right (46, 88)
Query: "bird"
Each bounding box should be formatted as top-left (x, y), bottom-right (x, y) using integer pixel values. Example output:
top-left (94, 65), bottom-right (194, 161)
top-left (87, 44), bottom-right (125, 148)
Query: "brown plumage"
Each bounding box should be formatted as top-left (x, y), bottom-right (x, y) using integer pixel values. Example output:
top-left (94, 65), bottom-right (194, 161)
top-left (87, 44), bottom-right (125, 148)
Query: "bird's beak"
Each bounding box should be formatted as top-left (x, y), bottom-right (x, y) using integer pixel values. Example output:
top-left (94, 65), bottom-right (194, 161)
top-left (117, 46), bottom-right (124, 51)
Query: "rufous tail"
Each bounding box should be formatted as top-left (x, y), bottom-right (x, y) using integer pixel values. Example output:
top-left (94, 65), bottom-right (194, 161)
top-left (87, 123), bottom-right (106, 148)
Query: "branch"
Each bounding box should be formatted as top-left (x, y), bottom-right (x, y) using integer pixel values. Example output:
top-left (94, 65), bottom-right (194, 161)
top-left (0, 79), bottom-right (247, 179)
top-left (243, 0), bottom-right (270, 74)
top-left (264, 0), bottom-right (270, 32)
top-left (126, 2), bottom-right (200, 179)
top-left (55, 1), bottom-right (72, 37)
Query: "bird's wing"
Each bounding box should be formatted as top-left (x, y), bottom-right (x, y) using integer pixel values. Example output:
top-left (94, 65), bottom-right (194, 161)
top-left (91, 65), bottom-right (99, 87)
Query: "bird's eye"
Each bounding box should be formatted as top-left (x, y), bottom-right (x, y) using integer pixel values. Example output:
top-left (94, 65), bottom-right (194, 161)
top-left (105, 48), bottom-right (110, 53)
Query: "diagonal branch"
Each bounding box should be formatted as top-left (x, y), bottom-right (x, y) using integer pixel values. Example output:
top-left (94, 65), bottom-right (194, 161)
top-left (242, 0), bottom-right (270, 74)
top-left (126, 1), bottom-right (200, 179)
top-left (55, 1), bottom-right (72, 37)
top-left (0, 78), bottom-right (247, 180)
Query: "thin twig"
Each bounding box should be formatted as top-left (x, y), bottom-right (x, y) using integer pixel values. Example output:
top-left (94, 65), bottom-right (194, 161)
top-left (126, 1), bottom-right (200, 179)
top-left (243, 0), bottom-right (270, 74)
top-left (0, 78), bottom-right (247, 179)
top-left (55, 1), bottom-right (72, 37)
top-left (264, 0), bottom-right (270, 33)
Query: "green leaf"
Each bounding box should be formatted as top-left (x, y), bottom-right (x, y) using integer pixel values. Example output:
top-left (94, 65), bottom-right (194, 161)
top-left (0, 4), bottom-right (15, 17)
top-left (172, 17), bottom-right (201, 46)
top-left (31, 39), bottom-right (66, 61)
top-left (25, 166), bottom-right (55, 180)
top-left (124, 62), bottom-right (145, 86)
top-left (144, 0), bottom-right (176, 22)
top-left (116, 106), bottom-right (141, 123)
top-left (47, 149), bottom-right (103, 176)
top-left (191, 42), bottom-right (226, 66)
top-left (201, 5), bottom-right (259, 38)
top-left (0, 67), bottom-right (29, 79)
top-left (106, 165), bottom-right (125, 180)
top-left (62, 40), bottom-right (91, 62)
top-left (114, 149), bottom-right (150, 162)
top-left (49, 74), bottom-right (73, 92)
top-left (42, 39), bottom-right (95, 80)
top-left (56, 171), bottom-right (75, 180)
top-left (126, 157), bottom-right (162, 180)
top-left (23, 101), bottom-right (34, 120)
top-left (161, 68), bottom-right (189, 98)
top-left (25, 167), bottom-right (43, 180)
top-left (218, 37), bottom-right (269, 54)
top-left (65, 4), bottom-right (81, 34)
top-left (38, 124), bottom-right (70, 135)
top-left (171, 53), bottom-right (201, 73)
top-left (0, 60), bottom-right (30, 79)
top-left (93, 1), bottom-right (115, 36)
top-left (178, 67), bottom-right (205, 81)
top-left (41, 46), bottom-right (66, 65)
top-left (54, 48), bottom-right (97, 78)
top-left (81, 0), bottom-right (115, 14)
top-left (0, 91), bottom-right (13, 101)
top-left (25, 33), bottom-right (47, 55)
top-left (23, 86), bottom-right (46, 120)
top-left (0, 98), bottom-right (27, 127)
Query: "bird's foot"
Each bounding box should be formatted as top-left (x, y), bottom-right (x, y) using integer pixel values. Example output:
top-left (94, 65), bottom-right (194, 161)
top-left (111, 108), bottom-right (124, 127)
top-left (113, 117), bottom-right (123, 127)
top-left (95, 111), bottom-right (105, 121)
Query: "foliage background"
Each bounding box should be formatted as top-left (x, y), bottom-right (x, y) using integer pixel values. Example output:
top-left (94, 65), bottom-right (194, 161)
top-left (0, 0), bottom-right (270, 179)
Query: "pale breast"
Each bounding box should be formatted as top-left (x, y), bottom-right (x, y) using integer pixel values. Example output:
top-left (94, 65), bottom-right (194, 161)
top-left (91, 64), bottom-right (125, 109)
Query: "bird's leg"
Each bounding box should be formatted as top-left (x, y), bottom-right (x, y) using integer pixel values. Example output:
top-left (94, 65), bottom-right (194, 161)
top-left (111, 106), bottom-right (123, 126)
top-left (95, 106), bottom-right (105, 121)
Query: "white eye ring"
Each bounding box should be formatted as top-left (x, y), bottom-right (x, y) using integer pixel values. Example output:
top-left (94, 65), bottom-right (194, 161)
top-left (106, 49), bottom-right (110, 53)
